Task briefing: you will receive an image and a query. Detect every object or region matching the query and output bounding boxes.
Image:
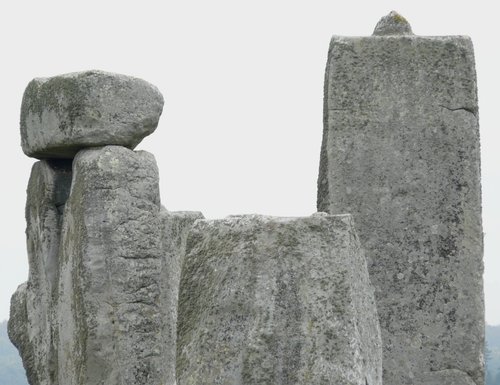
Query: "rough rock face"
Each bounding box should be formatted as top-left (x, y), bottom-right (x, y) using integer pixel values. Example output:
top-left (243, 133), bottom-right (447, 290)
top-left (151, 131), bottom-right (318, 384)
top-left (9, 160), bottom-right (72, 385)
top-left (159, 209), bottom-right (204, 385)
top-left (11, 71), bottom-right (204, 385)
top-left (318, 13), bottom-right (483, 385)
top-left (56, 146), bottom-right (165, 385)
top-left (177, 214), bottom-right (382, 385)
top-left (20, 70), bottom-right (164, 159)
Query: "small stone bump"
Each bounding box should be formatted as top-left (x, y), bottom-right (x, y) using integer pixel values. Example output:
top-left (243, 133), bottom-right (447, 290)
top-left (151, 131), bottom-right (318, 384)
top-left (373, 11), bottom-right (413, 36)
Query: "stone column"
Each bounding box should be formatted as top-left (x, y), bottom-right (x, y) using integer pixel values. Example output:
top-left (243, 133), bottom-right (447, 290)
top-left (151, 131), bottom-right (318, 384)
top-left (9, 160), bottom-right (72, 385)
top-left (177, 214), bottom-right (382, 385)
top-left (57, 146), bottom-right (164, 385)
top-left (317, 12), bottom-right (484, 385)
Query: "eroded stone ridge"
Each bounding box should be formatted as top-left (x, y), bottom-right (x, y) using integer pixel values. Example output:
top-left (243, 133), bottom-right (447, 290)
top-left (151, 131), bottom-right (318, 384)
top-left (177, 214), bottom-right (382, 385)
top-left (318, 15), bottom-right (483, 385)
top-left (20, 70), bottom-right (164, 159)
top-left (159, 209), bottom-right (204, 385)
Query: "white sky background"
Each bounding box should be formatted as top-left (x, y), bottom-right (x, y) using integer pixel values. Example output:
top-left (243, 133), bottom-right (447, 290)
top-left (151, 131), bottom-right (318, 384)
top-left (0, 0), bottom-right (498, 325)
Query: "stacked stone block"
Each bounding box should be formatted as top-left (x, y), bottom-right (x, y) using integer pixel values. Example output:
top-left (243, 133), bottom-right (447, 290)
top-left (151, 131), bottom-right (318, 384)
top-left (9, 71), bottom-right (203, 385)
top-left (177, 214), bottom-right (382, 385)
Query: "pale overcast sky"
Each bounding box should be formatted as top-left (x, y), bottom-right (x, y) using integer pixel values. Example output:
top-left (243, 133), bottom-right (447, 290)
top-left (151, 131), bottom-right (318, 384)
top-left (1, 0), bottom-right (498, 325)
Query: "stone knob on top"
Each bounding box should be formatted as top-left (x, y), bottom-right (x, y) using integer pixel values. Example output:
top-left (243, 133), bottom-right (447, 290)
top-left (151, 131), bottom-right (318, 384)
top-left (372, 11), bottom-right (413, 36)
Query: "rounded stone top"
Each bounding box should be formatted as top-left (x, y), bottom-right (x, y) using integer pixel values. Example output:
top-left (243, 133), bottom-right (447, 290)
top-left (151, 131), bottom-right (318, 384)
top-left (20, 70), bottom-right (165, 159)
top-left (372, 11), bottom-right (413, 36)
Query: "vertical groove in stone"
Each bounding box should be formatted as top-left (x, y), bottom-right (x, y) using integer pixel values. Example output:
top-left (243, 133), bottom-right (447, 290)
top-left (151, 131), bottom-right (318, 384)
top-left (159, 209), bottom-right (204, 385)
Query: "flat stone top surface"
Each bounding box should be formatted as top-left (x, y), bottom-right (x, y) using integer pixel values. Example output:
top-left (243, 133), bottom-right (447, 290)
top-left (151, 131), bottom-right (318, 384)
top-left (178, 212), bottom-right (382, 385)
top-left (20, 70), bottom-right (164, 159)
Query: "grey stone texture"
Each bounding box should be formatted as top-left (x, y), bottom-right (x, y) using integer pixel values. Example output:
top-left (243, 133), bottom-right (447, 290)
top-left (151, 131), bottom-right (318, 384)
top-left (373, 11), bottom-right (413, 36)
top-left (318, 15), bottom-right (484, 385)
top-left (8, 143), bottom-right (203, 385)
top-left (9, 159), bottom-right (72, 385)
top-left (159, 209), bottom-right (204, 385)
top-left (56, 146), bottom-right (164, 385)
top-left (177, 213), bottom-right (382, 385)
top-left (20, 70), bottom-right (164, 159)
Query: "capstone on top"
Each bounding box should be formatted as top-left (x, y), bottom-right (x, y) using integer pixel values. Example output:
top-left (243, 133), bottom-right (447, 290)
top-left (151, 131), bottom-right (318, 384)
top-left (20, 70), bottom-right (164, 159)
top-left (372, 11), bottom-right (413, 36)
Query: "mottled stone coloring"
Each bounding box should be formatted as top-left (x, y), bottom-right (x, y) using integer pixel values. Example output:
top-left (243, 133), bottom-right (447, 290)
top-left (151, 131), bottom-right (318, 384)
top-left (177, 214), bottom-right (382, 385)
top-left (318, 12), bottom-right (483, 385)
top-left (20, 70), bottom-right (164, 159)
top-left (9, 160), bottom-right (72, 385)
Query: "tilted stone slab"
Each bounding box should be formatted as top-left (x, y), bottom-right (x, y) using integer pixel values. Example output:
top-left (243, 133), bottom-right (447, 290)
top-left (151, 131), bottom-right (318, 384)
top-left (177, 213), bottom-right (382, 385)
top-left (57, 146), bottom-right (165, 385)
top-left (317, 12), bottom-right (484, 385)
top-left (21, 70), bottom-right (164, 159)
top-left (9, 159), bottom-right (72, 385)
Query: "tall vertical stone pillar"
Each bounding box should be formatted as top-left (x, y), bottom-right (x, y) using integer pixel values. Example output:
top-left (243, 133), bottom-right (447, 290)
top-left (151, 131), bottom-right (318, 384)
top-left (57, 146), bottom-right (165, 385)
top-left (317, 12), bottom-right (483, 385)
top-left (9, 160), bottom-right (72, 385)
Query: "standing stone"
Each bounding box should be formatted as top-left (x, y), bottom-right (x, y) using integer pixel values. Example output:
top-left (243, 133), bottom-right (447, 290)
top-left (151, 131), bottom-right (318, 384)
top-left (9, 160), bottom-right (72, 385)
top-left (20, 70), bottom-right (164, 159)
top-left (317, 12), bottom-right (483, 385)
top-left (177, 214), bottom-right (382, 385)
top-left (57, 146), bottom-right (164, 385)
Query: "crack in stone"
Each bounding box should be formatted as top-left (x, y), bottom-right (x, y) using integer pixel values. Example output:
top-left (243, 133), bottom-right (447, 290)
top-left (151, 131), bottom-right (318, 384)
top-left (438, 104), bottom-right (478, 118)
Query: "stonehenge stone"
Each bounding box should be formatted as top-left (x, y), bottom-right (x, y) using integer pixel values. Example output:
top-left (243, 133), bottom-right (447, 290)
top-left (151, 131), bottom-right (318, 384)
top-left (9, 159), bottom-right (72, 385)
top-left (177, 214), bottom-right (382, 385)
top-left (20, 70), bottom-right (164, 159)
top-left (317, 12), bottom-right (484, 385)
top-left (56, 146), bottom-right (165, 385)
top-left (9, 145), bottom-right (203, 385)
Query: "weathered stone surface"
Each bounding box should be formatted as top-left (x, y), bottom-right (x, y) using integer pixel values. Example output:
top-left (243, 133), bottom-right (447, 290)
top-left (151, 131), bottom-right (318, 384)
top-left (9, 145), bottom-right (203, 385)
top-left (9, 160), bottom-right (72, 385)
top-left (8, 283), bottom-right (32, 381)
top-left (159, 209), bottom-right (204, 385)
top-left (177, 213), bottom-right (382, 385)
top-left (57, 146), bottom-right (164, 385)
top-left (318, 16), bottom-right (483, 385)
top-left (21, 70), bottom-right (164, 159)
